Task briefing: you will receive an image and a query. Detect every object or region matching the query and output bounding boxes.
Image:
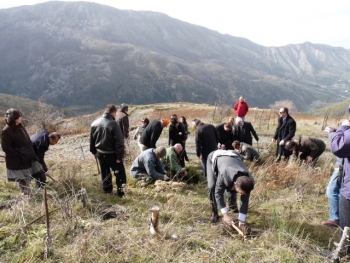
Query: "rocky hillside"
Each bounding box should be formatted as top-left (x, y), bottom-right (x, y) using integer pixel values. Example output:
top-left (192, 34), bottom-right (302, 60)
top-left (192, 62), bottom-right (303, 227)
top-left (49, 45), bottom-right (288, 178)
top-left (0, 2), bottom-right (350, 113)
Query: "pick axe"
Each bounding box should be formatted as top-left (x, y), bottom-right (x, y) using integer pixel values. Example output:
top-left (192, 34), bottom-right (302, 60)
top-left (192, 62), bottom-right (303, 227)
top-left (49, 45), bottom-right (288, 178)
top-left (93, 158), bottom-right (100, 176)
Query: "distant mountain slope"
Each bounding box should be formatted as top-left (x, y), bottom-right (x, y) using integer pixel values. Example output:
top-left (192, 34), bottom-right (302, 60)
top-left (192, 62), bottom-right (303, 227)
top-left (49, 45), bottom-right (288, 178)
top-left (0, 93), bottom-right (41, 116)
top-left (308, 99), bottom-right (350, 117)
top-left (0, 1), bottom-right (350, 113)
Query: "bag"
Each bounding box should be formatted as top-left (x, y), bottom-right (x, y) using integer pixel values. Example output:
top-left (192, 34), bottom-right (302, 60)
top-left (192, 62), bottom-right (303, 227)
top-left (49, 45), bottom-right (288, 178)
top-left (17, 144), bottom-right (38, 163)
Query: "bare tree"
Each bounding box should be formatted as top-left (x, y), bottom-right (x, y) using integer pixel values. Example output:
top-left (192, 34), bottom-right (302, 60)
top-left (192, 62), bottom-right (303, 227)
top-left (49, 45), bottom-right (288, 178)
top-left (28, 100), bottom-right (64, 131)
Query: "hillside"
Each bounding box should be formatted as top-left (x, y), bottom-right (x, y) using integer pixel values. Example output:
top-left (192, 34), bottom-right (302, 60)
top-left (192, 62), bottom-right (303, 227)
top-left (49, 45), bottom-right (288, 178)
top-left (0, 2), bottom-right (350, 113)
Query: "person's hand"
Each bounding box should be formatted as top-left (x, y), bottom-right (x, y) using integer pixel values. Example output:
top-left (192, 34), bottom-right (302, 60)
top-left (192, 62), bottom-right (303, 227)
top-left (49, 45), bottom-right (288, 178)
top-left (217, 143), bottom-right (221, 149)
top-left (163, 175), bottom-right (170, 181)
top-left (238, 221), bottom-right (247, 235)
top-left (324, 126), bottom-right (334, 134)
top-left (220, 144), bottom-right (226, 150)
top-left (272, 138), bottom-right (276, 142)
top-left (306, 156), bottom-right (313, 162)
top-left (45, 171), bottom-right (51, 176)
top-left (342, 119), bottom-right (350, 126)
top-left (116, 159), bottom-right (121, 163)
top-left (279, 140), bottom-right (285, 146)
top-left (223, 213), bottom-right (233, 225)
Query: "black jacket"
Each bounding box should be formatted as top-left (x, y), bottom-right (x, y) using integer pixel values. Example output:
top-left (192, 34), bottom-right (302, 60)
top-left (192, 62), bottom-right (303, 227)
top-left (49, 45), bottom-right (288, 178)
top-left (115, 110), bottom-right (129, 139)
top-left (216, 123), bottom-right (234, 150)
top-left (90, 113), bottom-right (124, 159)
top-left (195, 123), bottom-right (218, 159)
top-left (31, 130), bottom-right (50, 172)
top-left (233, 121), bottom-right (258, 146)
top-left (273, 115), bottom-right (296, 142)
top-left (169, 122), bottom-right (186, 146)
top-left (139, 119), bottom-right (163, 148)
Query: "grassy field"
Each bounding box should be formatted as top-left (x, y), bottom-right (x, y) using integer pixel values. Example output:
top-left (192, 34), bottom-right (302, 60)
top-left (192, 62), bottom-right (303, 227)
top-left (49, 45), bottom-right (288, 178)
top-left (0, 103), bottom-right (348, 262)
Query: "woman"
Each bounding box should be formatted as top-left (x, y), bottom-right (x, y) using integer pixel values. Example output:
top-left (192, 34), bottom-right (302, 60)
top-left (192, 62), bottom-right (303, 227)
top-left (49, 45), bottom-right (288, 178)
top-left (1, 108), bottom-right (43, 195)
top-left (133, 118), bottom-right (150, 153)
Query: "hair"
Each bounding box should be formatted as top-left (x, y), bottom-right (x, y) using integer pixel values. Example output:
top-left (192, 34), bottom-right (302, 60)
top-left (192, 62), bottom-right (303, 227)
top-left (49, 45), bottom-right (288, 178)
top-left (284, 140), bottom-right (296, 151)
top-left (170, 114), bottom-right (178, 125)
top-left (236, 175), bottom-right (254, 195)
top-left (192, 119), bottom-right (201, 126)
top-left (180, 116), bottom-right (187, 124)
top-left (228, 117), bottom-right (235, 124)
top-left (223, 122), bottom-right (232, 130)
top-left (232, 140), bottom-right (240, 148)
top-left (121, 103), bottom-right (129, 112)
top-left (49, 132), bottom-right (61, 140)
top-left (282, 107), bottom-right (289, 114)
top-left (5, 108), bottom-right (22, 126)
top-left (142, 118), bottom-right (150, 126)
top-left (235, 117), bottom-right (243, 124)
top-left (104, 104), bottom-right (117, 114)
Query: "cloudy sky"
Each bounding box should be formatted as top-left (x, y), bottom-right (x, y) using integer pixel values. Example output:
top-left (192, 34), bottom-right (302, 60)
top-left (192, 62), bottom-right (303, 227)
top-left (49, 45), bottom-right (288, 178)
top-left (1, 0), bottom-right (350, 48)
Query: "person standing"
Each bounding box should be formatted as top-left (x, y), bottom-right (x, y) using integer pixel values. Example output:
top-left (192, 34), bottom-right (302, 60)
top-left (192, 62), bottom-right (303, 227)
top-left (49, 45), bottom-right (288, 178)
top-left (133, 118), bottom-right (150, 153)
top-left (90, 104), bottom-right (126, 197)
top-left (139, 118), bottom-right (169, 150)
top-left (233, 117), bottom-right (259, 146)
top-left (168, 114), bottom-right (187, 166)
top-left (115, 103), bottom-right (130, 140)
top-left (207, 149), bottom-right (254, 229)
top-left (272, 107), bottom-right (296, 161)
top-left (1, 108), bottom-right (43, 196)
top-left (31, 130), bottom-right (61, 188)
top-left (192, 119), bottom-right (218, 176)
top-left (233, 96), bottom-right (249, 121)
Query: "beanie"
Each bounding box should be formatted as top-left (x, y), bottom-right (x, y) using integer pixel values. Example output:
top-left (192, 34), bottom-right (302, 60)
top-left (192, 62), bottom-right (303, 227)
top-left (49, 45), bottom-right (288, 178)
top-left (162, 118), bottom-right (170, 127)
top-left (154, 146), bottom-right (167, 158)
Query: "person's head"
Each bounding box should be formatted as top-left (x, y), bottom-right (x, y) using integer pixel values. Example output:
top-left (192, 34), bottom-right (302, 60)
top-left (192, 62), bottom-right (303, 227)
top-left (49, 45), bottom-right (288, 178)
top-left (49, 132), bottom-right (61, 145)
top-left (174, 143), bottom-right (183, 154)
top-left (154, 146), bottom-right (167, 159)
top-left (121, 103), bottom-right (129, 113)
top-left (223, 122), bottom-right (232, 131)
top-left (284, 140), bottom-right (296, 151)
top-left (234, 175), bottom-right (254, 195)
top-left (5, 108), bottom-right (23, 126)
top-left (141, 118), bottom-right (149, 128)
top-left (192, 119), bottom-right (201, 128)
top-left (170, 114), bottom-right (178, 126)
top-left (232, 140), bottom-right (240, 150)
top-left (239, 96), bottom-right (244, 102)
top-left (279, 107), bottom-right (289, 118)
top-left (180, 116), bottom-right (187, 124)
top-left (161, 118), bottom-right (170, 128)
top-left (228, 117), bottom-right (235, 125)
top-left (236, 117), bottom-right (243, 126)
top-left (104, 104), bottom-right (117, 117)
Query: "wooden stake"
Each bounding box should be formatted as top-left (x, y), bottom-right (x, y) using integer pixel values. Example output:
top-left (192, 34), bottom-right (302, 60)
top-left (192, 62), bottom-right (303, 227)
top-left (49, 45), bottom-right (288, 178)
top-left (44, 187), bottom-right (52, 259)
top-left (231, 221), bottom-right (247, 240)
top-left (149, 206), bottom-right (160, 235)
top-left (331, 226), bottom-right (350, 262)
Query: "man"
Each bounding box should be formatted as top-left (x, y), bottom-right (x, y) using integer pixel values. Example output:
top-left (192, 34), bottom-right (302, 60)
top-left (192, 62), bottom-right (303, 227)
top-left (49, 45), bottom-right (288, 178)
top-left (168, 114), bottom-right (188, 166)
top-left (233, 117), bottom-right (259, 146)
top-left (216, 122), bottom-right (234, 150)
top-left (233, 96), bottom-right (249, 121)
top-left (115, 103), bottom-right (130, 140)
top-left (139, 118), bottom-right (170, 150)
top-left (232, 140), bottom-right (260, 161)
top-left (192, 118), bottom-right (219, 177)
top-left (130, 146), bottom-right (170, 181)
top-left (284, 135), bottom-right (326, 165)
top-left (272, 107), bottom-right (296, 161)
top-left (90, 104), bottom-right (126, 197)
top-left (207, 149), bottom-right (254, 231)
top-left (31, 131), bottom-right (61, 188)
top-left (162, 143), bottom-right (187, 180)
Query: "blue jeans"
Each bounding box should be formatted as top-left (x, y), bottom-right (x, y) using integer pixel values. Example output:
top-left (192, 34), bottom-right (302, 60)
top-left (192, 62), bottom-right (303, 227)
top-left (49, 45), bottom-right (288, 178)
top-left (326, 169), bottom-right (340, 221)
top-left (201, 157), bottom-right (207, 177)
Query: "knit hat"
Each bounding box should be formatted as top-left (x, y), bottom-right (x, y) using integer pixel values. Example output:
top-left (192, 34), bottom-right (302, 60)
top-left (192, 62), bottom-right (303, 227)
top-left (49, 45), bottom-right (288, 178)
top-left (154, 146), bottom-right (167, 158)
top-left (162, 118), bottom-right (170, 127)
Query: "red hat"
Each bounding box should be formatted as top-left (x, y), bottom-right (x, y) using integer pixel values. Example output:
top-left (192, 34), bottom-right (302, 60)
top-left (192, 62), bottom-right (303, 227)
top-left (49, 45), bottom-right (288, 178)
top-left (162, 118), bottom-right (170, 127)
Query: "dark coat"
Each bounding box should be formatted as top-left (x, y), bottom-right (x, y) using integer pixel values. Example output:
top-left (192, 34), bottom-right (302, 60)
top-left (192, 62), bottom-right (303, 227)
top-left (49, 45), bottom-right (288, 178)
top-left (290, 135), bottom-right (326, 159)
top-left (139, 119), bottom-right (163, 148)
top-left (1, 124), bottom-right (35, 170)
top-left (31, 130), bottom-right (50, 172)
top-left (195, 123), bottom-right (219, 160)
top-left (273, 115), bottom-right (296, 156)
top-left (216, 123), bottom-right (234, 150)
top-left (115, 110), bottom-right (129, 139)
top-left (233, 121), bottom-right (258, 146)
top-left (168, 122), bottom-right (186, 146)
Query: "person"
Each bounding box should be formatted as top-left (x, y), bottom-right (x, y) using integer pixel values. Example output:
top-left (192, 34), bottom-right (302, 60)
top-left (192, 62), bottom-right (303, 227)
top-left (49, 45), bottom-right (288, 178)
top-left (232, 140), bottom-right (260, 161)
top-left (168, 114), bottom-right (187, 166)
top-left (233, 117), bottom-right (259, 146)
top-left (115, 103), bottom-right (130, 140)
top-left (284, 135), bottom-right (326, 165)
top-left (162, 143), bottom-right (187, 180)
top-left (323, 126), bottom-right (341, 227)
top-left (90, 104), bottom-right (126, 197)
top-left (133, 118), bottom-right (150, 153)
top-left (139, 118), bottom-right (170, 151)
top-left (272, 107), bottom-right (296, 161)
top-left (233, 96), bottom-right (249, 121)
top-left (1, 108), bottom-right (43, 196)
top-left (31, 130), bottom-right (61, 188)
top-left (192, 118), bottom-right (219, 177)
top-left (207, 149), bottom-right (255, 230)
top-left (179, 115), bottom-right (190, 162)
top-left (130, 146), bottom-right (170, 181)
top-left (216, 122), bottom-right (234, 150)
top-left (228, 117), bottom-right (235, 126)
top-left (331, 114), bottom-right (350, 256)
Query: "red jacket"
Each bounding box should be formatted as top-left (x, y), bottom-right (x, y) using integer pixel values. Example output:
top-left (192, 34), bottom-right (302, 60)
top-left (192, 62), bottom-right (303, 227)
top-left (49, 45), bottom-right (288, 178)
top-left (233, 101), bottom-right (249, 117)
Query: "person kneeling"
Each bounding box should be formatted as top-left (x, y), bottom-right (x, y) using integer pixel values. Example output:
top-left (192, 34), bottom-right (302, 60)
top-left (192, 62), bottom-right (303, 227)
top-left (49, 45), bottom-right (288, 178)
top-left (162, 143), bottom-right (187, 181)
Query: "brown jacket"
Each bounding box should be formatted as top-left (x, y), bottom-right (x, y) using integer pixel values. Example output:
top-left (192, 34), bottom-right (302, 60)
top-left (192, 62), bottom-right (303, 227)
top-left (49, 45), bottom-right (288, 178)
top-left (291, 135), bottom-right (326, 158)
top-left (1, 124), bottom-right (34, 170)
top-left (115, 111), bottom-right (129, 139)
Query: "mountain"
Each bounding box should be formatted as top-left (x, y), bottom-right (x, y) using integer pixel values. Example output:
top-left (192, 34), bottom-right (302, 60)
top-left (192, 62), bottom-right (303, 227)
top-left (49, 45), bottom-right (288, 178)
top-left (0, 1), bottom-right (350, 113)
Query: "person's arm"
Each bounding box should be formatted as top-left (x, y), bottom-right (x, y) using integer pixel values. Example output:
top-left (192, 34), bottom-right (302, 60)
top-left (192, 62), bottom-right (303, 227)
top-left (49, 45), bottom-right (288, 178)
top-left (283, 119), bottom-right (296, 141)
top-left (150, 124), bottom-right (162, 148)
top-left (1, 130), bottom-right (20, 157)
top-left (195, 130), bottom-right (202, 158)
top-left (145, 158), bottom-right (167, 180)
top-left (34, 137), bottom-right (49, 172)
top-left (169, 150), bottom-right (184, 174)
top-left (250, 123), bottom-right (259, 141)
top-left (303, 139), bottom-right (319, 158)
top-left (113, 124), bottom-right (125, 160)
top-left (331, 125), bottom-right (350, 158)
top-left (89, 127), bottom-right (97, 155)
top-left (123, 116), bottom-right (130, 139)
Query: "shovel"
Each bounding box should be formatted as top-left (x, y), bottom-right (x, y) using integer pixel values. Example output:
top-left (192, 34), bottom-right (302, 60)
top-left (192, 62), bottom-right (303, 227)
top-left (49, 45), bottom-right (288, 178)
top-left (93, 158), bottom-right (100, 176)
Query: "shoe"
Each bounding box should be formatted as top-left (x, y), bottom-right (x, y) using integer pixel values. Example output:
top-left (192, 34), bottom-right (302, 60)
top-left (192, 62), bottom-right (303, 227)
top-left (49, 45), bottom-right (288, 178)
top-left (116, 189), bottom-right (125, 198)
top-left (210, 213), bottom-right (218, 223)
top-left (322, 220), bottom-right (340, 227)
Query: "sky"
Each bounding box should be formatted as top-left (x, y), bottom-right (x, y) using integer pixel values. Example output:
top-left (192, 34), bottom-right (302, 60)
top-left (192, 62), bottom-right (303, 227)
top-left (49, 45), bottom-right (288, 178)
top-left (1, 0), bottom-right (350, 49)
